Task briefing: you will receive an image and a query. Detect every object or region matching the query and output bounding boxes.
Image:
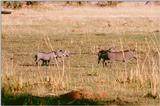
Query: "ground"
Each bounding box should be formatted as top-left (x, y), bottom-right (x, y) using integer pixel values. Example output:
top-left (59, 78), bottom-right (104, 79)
top-left (2, 2), bottom-right (160, 105)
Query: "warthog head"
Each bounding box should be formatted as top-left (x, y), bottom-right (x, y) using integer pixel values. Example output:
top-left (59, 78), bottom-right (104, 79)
top-left (57, 50), bottom-right (70, 57)
top-left (97, 48), bottom-right (112, 64)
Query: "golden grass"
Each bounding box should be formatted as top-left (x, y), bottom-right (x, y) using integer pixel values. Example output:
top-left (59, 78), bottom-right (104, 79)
top-left (2, 3), bottom-right (160, 104)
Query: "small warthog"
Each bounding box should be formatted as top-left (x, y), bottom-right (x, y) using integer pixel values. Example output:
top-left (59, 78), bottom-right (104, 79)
top-left (35, 51), bottom-right (57, 66)
top-left (98, 48), bottom-right (137, 67)
top-left (35, 50), bottom-right (70, 66)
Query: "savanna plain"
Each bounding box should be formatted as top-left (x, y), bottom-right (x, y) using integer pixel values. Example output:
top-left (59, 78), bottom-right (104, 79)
top-left (2, 2), bottom-right (160, 105)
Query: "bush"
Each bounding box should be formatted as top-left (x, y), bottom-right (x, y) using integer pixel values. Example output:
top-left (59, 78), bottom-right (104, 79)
top-left (65, 1), bottom-right (84, 6)
top-left (2, 1), bottom-right (39, 9)
top-left (97, 1), bottom-right (121, 7)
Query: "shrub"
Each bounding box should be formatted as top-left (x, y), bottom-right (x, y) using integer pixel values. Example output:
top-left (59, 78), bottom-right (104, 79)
top-left (97, 1), bottom-right (121, 7)
top-left (2, 1), bottom-right (39, 9)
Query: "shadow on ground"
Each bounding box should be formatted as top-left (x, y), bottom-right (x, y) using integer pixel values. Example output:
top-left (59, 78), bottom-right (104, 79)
top-left (2, 90), bottom-right (137, 105)
top-left (19, 63), bottom-right (56, 67)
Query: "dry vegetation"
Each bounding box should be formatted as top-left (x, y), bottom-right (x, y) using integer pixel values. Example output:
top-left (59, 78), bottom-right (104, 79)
top-left (2, 2), bottom-right (160, 105)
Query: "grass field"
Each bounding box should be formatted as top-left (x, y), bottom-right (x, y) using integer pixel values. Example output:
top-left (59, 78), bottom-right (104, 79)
top-left (2, 3), bottom-right (160, 105)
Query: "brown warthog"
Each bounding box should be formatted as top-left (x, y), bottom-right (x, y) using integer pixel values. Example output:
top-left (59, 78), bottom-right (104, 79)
top-left (98, 49), bottom-right (137, 67)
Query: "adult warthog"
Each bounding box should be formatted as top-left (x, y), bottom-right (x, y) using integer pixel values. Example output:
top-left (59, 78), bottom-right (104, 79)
top-left (35, 51), bottom-right (57, 66)
top-left (98, 48), bottom-right (137, 67)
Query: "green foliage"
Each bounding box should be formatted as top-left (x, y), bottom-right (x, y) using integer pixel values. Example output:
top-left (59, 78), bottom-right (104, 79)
top-left (2, 91), bottom-right (101, 105)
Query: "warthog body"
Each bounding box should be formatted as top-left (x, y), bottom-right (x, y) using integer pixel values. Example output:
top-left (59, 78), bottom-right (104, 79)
top-left (35, 51), bottom-right (57, 66)
top-left (98, 49), bottom-right (137, 67)
top-left (35, 50), bottom-right (70, 66)
top-left (108, 50), bottom-right (137, 61)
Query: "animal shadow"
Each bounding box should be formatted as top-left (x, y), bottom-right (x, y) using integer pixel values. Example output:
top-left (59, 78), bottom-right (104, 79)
top-left (19, 63), bottom-right (56, 67)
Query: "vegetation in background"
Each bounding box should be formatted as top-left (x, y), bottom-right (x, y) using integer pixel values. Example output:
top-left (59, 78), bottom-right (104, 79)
top-left (2, 1), bottom-right (160, 9)
top-left (2, 1), bottom-right (121, 9)
top-left (2, 1), bottom-right (39, 9)
top-left (2, 2), bottom-right (160, 105)
top-left (97, 1), bottom-right (121, 7)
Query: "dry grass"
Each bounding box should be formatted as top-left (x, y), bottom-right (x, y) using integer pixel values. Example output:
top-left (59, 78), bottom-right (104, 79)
top-left (2, 3), bottom-right (160, 105)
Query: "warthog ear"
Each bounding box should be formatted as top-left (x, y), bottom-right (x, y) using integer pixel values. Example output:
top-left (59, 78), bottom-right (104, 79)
top-left (97, 47), bottom-right (101, 51)
top-left (108, 47), bottom-right (113, 51)
top-left (97, 47), bottom-right (102, 53)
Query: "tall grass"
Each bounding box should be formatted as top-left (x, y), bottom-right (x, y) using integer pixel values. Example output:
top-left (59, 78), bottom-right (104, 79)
top-left (2, 32), bottom-right (77, 96)
top-left (2, 1), bottom-right (121, 9)
top-left (2, 5), bottom-right (160, 104)
top-left (2, 34), bottom-right (160, 97)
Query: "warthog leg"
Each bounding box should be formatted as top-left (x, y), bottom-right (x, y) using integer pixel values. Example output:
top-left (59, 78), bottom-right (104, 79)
top-left (98, 58), bottom-right (101, 64)
top-left (102, 59), bottom-right (106, 67)
top-left (41, 60), bottom-right (50, 66)
top-left (46, 60), bottom-right (50, 66)
top-left (105, 60), bottom-right (111, 68)
top-left (35, 59), bottom-right (41, 66)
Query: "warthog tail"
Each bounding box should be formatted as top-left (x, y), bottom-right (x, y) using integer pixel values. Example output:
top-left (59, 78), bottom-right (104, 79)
top-left (35, 55), bottom-right (37, 61)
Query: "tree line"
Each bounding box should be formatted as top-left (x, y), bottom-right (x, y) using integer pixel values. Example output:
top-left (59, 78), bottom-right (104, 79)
top-left (2, 1), bottom-right (121, 9)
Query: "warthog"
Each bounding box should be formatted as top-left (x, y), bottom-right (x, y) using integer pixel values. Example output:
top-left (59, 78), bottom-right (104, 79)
top-left (98, 49), bottom-right (137, 67)
top-left (35, 51), bottom-right (57, 66)
top-left (98, 49), bottom-right (110, 65)
top-left (35, 50), bottom-right (70, 66)
top-left (56, 50), bottom-right (70, 58)
top-left (55, 50), bottom-right (70, 63)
